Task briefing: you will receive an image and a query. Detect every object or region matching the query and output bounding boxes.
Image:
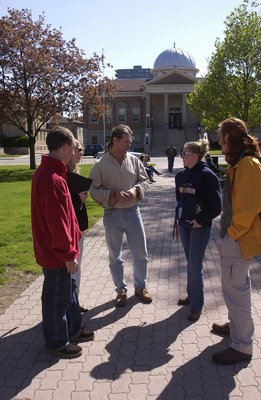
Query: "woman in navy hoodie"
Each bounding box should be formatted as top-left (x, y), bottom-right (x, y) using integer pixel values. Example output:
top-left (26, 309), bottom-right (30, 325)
top-left (176, 139), bottom-right (222, 321)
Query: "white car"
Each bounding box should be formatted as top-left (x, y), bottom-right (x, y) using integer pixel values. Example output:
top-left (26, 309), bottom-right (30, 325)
top-left (95, 151), bottom-right (142, 160)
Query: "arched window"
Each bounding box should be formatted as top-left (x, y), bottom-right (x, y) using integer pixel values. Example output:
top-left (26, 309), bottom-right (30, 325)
top-left (131, 102), bottom-right (141, 123)
top-left (116, 102), bottom-right (127, 123)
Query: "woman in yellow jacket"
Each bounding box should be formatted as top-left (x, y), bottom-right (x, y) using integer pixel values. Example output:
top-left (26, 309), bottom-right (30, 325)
top-left (212, 117), bottom-right (261, 365)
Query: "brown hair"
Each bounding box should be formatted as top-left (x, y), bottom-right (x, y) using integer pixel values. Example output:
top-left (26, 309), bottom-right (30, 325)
top-left (184, 139), bottom-right (209, 161)
top-left (107, 124), bottom-right (133, 150)
top-left (46, 126), bottom-right (74, 152)
top-left (218, 118), bottom-right (260, 164)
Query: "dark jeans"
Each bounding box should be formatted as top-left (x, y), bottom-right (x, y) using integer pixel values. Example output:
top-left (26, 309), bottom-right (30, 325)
top-left (179, 223), bottom-right (211, 312)
top-left (42, 266), bottom-right (82, 351)
top-left (168, 157), bottom-right (174, 172)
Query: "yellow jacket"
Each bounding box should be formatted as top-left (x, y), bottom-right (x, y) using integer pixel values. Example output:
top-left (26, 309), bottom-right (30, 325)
top-left (227, 155), bottom-right (261, 258)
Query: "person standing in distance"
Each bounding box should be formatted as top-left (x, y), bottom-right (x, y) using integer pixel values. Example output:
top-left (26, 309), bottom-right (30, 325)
top-left (89, 124), bottom-right (152, 307)
top-left (166, 143), bottom-right (177, 172)
top-left (31, 126), bottom-right (94, 359)
top-left (212, 118), bottom-right (261, 364)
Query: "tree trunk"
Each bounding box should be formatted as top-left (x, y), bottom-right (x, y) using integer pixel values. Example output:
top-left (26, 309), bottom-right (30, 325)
top-left (29, 135), bottom-right (36, 170)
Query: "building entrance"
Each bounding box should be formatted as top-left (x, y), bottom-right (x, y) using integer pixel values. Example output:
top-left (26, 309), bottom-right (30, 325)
top-left (169, 112), bottom-right (181, 129)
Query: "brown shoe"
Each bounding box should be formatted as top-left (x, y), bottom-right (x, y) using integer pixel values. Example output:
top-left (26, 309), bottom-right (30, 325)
top-left (212, 347), bottom-right (252, 364)
top-left (71, 330), bottom-right (94, 343)
top-left (135, 287), bottom-right (152, 303)
top-left (115, 290), bottom-right (127, 307)
top-left (80, 306), bottom-right (89, 313)
top-left (188, 311), bottom-right (201, 322)
top-left (212, 322), bottom-right (230, 335)
top-left (47, 343), bottom-right (82, 358)
top-left (177, 296), bottom-right (190, 306)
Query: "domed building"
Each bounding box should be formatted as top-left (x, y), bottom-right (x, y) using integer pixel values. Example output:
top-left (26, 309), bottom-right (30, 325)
top-left (84, 44), bottom-right (201, 154)
top-left (152, 44), bottom-right (199, 78)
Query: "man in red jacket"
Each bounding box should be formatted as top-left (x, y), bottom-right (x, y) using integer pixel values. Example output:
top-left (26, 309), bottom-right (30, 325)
top-left (31, 126), bottom-right (94, 358)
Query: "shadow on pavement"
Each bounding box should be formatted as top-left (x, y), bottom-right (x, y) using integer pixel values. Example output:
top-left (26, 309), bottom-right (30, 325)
top-left (0, 322), bottom-right (58, 400)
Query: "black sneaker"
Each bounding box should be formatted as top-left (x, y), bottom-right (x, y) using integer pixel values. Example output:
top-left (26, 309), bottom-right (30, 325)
top-left (47, 343), bottom-right (82, 358)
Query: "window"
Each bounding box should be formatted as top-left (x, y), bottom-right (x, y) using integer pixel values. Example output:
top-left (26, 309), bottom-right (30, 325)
top-left (131, 102), bottom-right (141, 123)
top-left (117, 102), bottom-right (127, 123)
top-left (89, 111), bottom-right (99, 124)
top-left (91, 136), bottom-right (98, 144)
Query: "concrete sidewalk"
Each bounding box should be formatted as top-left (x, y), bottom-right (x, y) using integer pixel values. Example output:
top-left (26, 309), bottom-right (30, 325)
top-left (1, 158), bottom-right (261, 400)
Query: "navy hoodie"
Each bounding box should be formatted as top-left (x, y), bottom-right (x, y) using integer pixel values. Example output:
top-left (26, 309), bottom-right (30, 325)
top-left (175, 161), bottom-right (222, 226)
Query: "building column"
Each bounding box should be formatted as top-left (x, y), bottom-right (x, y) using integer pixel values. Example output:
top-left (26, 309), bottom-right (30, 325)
top-left (146, 93), bottom-right (151, 128)
top-left (182, 93), bottom-right (187, 126)
top-left (164, 93), bottom-right (168, 129)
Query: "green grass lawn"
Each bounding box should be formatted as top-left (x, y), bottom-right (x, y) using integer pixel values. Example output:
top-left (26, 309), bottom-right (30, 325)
top-left (0, 164), bottom-right (103, 286)
top-left (209, 150), bottom-right (222, 155)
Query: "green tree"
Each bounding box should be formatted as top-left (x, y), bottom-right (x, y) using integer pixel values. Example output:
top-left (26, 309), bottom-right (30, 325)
top-left (0, 8), bottom-right (115, 169)
top-left (187, 0), bottom-right (261, 131)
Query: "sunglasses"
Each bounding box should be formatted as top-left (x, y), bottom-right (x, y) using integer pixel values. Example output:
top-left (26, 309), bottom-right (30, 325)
top-left (181, 151), bottom-right (193, 156)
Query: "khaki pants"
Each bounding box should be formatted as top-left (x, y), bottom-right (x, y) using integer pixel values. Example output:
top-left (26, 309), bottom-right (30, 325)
top-left (217, 233), bottom-right (254, 355)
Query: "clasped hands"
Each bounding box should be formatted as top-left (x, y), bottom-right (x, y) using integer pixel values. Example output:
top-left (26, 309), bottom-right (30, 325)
top-left (114, 187), bottom-right (137, 203)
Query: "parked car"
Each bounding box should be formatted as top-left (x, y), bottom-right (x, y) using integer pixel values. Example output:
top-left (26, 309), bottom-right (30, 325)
top-left (84, 144), bottom-right (104, 157)
top-left (95, 151), bottom-right (142, 160)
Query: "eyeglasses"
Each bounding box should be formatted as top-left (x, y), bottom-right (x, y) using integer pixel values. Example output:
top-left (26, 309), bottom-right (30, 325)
top-left (77, 148), bottom-right (83, 152)
top-left (181, 151), bottom-right (193, 156)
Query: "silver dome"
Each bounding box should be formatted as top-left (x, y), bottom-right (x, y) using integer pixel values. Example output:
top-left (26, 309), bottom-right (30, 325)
top-left (153, 45), bottom-right (196, 70)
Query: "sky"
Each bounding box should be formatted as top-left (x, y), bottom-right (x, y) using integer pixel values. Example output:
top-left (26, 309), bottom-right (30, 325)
top-left (0, 0), bottom-right (247, 78)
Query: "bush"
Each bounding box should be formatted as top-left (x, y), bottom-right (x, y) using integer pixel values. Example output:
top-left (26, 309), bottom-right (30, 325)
top-left (2, 135), bottom-right (29, 147)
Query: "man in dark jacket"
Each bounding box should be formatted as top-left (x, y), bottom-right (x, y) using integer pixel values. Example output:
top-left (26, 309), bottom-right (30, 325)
top-left (166, 143), bottom-right (177, 172)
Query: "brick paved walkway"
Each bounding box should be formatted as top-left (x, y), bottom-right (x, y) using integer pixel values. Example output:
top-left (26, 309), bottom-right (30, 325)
top-left (1, 157), bottom-right (261, 400)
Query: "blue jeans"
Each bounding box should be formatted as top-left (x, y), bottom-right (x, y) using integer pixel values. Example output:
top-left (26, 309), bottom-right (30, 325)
top-left (168, 157), bottom-right (174, 172)
top-left (103, 205), bottom-right (148, 292)
top-left (42, 266), bottom-right (82, 351)
top-left (179, 223), bottom-right (211, 312)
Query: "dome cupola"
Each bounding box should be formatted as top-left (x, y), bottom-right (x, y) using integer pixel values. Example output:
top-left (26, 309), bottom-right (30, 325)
top-left (151, 43), bottom-right (199, 78)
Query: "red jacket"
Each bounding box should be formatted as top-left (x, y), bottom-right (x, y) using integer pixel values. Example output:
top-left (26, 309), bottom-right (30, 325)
top-left (31, 155), bottom-right (82, 269)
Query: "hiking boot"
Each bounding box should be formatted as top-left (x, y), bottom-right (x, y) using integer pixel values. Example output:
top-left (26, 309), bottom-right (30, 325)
top-left (212, 322), bottom-right (230, 335)
top-left (135, 287), bottom-right (152, 303)
top-left (71, 330), bottom-right (94, 343)
top-left (177, 296), bottom-right (190, 306)
top-left (115, 290), bottom-right (127, 307)
top-left (47, 343), bottom-right (82, 358)
top-left (212, 347), bottom-right (252, 365)
top-left (188, 311), bottom-right (201, 322)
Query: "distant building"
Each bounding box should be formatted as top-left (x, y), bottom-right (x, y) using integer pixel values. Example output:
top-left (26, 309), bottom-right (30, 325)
top-left (115, 65), bottom-right (151, 79)
top-left (84, 44), bottom-right (201, 154)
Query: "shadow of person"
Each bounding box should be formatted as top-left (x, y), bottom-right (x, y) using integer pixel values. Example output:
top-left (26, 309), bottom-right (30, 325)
top-left (0, 322), bottom-right (59, 400)
top-left (82, 295), bottom-right (140, 331)
top-left (156, 338), bottom-right (251, 399)
top-left (90, 306), bottom-right (195, 380)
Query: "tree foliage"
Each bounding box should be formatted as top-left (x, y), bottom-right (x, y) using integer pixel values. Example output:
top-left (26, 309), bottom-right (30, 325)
top-left (187, 0), bottom-right (261, 131)
top-left (0, 8), bottom-right (116, 168)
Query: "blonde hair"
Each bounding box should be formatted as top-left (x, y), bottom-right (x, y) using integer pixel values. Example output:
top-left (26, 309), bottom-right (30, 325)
top-left (67, 140), bottom-right (84, 174)
top-left (184, 139), bottom-right (209, 161)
